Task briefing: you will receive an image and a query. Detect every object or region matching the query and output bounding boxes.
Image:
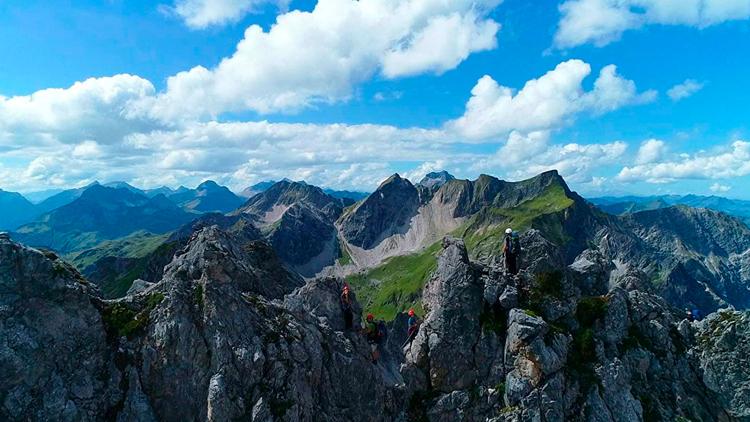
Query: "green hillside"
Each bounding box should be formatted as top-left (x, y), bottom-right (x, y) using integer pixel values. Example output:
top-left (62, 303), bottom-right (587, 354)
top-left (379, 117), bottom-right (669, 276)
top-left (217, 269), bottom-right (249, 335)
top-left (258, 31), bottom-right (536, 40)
top-left (67, 231), bottom-right (170, 269)
top-left (348, 242), bottom-right (441, 320)
top-left (349, 183), bottom-right (577, 320)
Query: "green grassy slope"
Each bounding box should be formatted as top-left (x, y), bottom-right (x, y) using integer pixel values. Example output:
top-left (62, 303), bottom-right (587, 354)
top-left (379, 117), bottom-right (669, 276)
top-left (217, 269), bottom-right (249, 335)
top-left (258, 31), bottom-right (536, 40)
top-left (460, 183), bottom-right (575, 258)
top-left (348, 241), bottom-right (441, 320)
top-left (349, 183), bottom-right (577, 320)
top-left (66, 231), bottom-right (170, 269)
top-left (66, 231), bottom-right (174, 298)
top-left (96, 241), bottom-right (178, 298)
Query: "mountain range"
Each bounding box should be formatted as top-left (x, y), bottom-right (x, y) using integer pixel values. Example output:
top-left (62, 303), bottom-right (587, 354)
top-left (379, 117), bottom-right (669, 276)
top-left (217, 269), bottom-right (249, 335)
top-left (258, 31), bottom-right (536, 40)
top-left (2, 192), bottom-right (748, 420)
top-left (335, 171), bottom-right (750, 319)
top-left (590, 194), bottom-right (750, 225)
top-left (12, 185), bottom-right (197, 254)
top-left (2, 179), bottom-right (369, 231)
top-left (2, 169), bottom-right (750, 420)
top-left (8, 169), bottom-right (742, 320)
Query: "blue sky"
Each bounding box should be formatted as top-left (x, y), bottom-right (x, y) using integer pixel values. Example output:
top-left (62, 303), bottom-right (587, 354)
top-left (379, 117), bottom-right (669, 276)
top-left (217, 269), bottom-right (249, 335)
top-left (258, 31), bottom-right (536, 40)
top-left (0, 0), bottom-right (749, 198)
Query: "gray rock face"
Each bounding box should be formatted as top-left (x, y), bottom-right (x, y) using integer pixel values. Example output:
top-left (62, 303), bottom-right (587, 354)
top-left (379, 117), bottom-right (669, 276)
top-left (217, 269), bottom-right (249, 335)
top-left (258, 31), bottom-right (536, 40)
top-left (692, 310), bottom-right (750, 418)
top-left (517, 229), bottom-right (566, 274)
top-left (0, 238), bottom-right (116, 421)
top-left (616, 206), bottom-right (750, 311)
top-left (135, 227), bottom-right (388, 421)
top-left (237, 180), bottom-right (345, 276)
top-left (570, 249), bottom-right (613, 296)
top-left (126, 278), bottom-right (154, 296)
top-left (0, 229), bottom-right (395, 421)
top-left (267, 203), bottom-right (337, 272)
top-left (3, 226), bottom-right (750, 421)
top-left (283, 276), bottom-right (362, 331)
top-left (401, 236), bottom-right (747, 421)
top-left (409, 237), bottom-right (483, 392)
top-left (339, 174), bottom-right (422, 249)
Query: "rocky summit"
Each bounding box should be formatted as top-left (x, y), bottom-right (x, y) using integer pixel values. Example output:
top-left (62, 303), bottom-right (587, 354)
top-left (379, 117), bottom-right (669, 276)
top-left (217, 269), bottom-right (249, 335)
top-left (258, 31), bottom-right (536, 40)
top-left (237, 180), bottom-right (346, 277)
top-left (2, 221), bottom-right (749, 421)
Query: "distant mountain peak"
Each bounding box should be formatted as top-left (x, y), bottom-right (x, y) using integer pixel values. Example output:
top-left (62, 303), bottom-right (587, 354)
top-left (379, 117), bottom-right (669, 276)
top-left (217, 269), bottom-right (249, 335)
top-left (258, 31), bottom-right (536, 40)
top-left (425, 170), bottom-right (454, 179)
top-left (419, 171), bottom-right (455, 189)
top-left (196, 180), bottom-right (221, 190)
top-left (518, 169), bottom-right (569, 192)
top-left (378, 173), bottom-right (412, 189)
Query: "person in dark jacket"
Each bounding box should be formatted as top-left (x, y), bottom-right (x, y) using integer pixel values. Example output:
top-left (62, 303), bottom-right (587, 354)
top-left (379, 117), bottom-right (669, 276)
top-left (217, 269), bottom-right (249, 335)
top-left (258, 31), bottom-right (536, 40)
top-left (340, 283), bottom-right (353, 330)
top-left (364, 313), bottom-right (380, 362)
top-left (503, 228), bottom-right (519, 275)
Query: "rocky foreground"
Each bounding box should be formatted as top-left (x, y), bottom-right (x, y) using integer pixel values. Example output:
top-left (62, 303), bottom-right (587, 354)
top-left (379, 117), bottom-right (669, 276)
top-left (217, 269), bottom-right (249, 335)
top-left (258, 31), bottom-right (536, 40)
top-left (1, 229), bottom-right (749, 421)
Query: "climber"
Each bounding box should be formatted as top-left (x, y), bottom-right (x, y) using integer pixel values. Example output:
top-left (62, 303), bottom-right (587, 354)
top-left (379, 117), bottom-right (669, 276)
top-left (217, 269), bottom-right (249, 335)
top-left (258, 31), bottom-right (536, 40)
top-left (692, 308), bottom-right (702, 321)
top-left (686, 308), bottom-right (694, 322)
top-left (340, 282), bottom-right (354, 331)
top-left (402, 308), bottom-right (422, 348)
top-left (364, 313), bottom-right (381, 363)
top-left (503, 228), bottom-right (519, 275)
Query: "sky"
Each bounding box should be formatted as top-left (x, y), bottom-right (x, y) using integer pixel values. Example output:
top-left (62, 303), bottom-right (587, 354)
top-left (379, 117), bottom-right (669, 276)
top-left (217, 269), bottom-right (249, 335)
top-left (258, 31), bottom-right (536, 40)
top-left (0, 0), bottom-right (749, 198)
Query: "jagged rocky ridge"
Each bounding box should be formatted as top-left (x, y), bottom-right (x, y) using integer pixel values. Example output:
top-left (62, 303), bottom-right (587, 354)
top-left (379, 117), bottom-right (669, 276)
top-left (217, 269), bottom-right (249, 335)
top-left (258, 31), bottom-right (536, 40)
top-left (2, 228), bottom-right (749, 421)
top-left (37, 171), bottom-right (750, 314)
top-left (339, 171), bottom-right (750, 313)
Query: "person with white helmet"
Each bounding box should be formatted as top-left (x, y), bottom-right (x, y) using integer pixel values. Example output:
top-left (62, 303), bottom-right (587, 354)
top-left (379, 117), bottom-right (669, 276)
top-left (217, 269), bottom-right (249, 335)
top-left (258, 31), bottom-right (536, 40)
top-left (503, 227), bottom-right (520, 275)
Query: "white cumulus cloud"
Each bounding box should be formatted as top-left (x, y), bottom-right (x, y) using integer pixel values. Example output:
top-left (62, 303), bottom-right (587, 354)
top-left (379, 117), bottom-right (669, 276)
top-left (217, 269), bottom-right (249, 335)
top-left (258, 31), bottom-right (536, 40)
top-left (0, 75), bottom-right (158, 146)
top-left (140, 0), bottom-right (502, 119)
top-left (710, 182), bottom-right (732, 193)
top-left (471, 130), bottom-right (628, 183)
top-left (617, 140), bottom-right (750, 183)
top-left (667, 79), bottom-right (704, 101)
top-left (447, 60), bottom-right (656, 141)
top-left (170, 0), bottom-right (289, 29)
top-left (635, 139), bottom-right (668, 164)
top-left (555, 0), bottom-right (750, 48)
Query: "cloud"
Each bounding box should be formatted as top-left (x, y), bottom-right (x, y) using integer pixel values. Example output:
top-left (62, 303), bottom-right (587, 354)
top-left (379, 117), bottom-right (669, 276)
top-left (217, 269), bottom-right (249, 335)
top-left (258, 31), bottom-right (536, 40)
top-left (635, 139), bottom-right (667, 164)
top-left (667, 79), bottom-right (704, 101)
top-left (0, 6), bottom-right (669, 196)
top-left (471, 130), bottom-right (628, 183)
top-left (72, 141), bottom-right (105, 159)
top-left (373, 91), bottom-right (403, 102)
top-left (0, 119), bottom-right (450, 192)
top-left (168, 0), bottom-right (290, 29)
top-left (381, 12), bottom-right (499, 78)
top-left (555, 0), bottom-right (750, 48)
top-left (447, 60), bottom-right (655, 140)
top-left (617, 140), bottom-right (750, 183)
top-left (710, 182), bottom-right (731, 193)
top-left (0, 75), bottom-right (158, 147)
top-left (0, 56), bottom-right (657, 194)
top-left (139, 0), bottom-right (502, 119)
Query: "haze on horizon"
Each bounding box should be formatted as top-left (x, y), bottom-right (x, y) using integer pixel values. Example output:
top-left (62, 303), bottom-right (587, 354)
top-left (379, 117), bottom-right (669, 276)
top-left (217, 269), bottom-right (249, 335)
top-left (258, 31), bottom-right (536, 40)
top-left (0, 0), bottom-right (749, 199)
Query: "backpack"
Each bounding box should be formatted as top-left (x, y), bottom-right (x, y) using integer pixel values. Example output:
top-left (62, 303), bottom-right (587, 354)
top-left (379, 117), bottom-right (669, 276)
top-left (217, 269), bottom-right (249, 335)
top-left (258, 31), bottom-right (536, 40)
top-left (366, 321), bottom-right (379, 341)
top-left (377, 320), bottom-right (388, 339)
top-left (511, 234), bottom-right (521, 254)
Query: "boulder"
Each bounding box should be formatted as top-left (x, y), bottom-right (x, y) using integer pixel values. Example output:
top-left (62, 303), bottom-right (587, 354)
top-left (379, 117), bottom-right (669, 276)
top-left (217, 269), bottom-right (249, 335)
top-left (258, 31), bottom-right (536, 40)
top-left (284, 276), bottom-right (362, 331)
top-left (126, 279), bottom-right (155, 296)
top-left (410, 237), bottom-right (483, 392)
top-left (692, 310), bottom-right (750, 418)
